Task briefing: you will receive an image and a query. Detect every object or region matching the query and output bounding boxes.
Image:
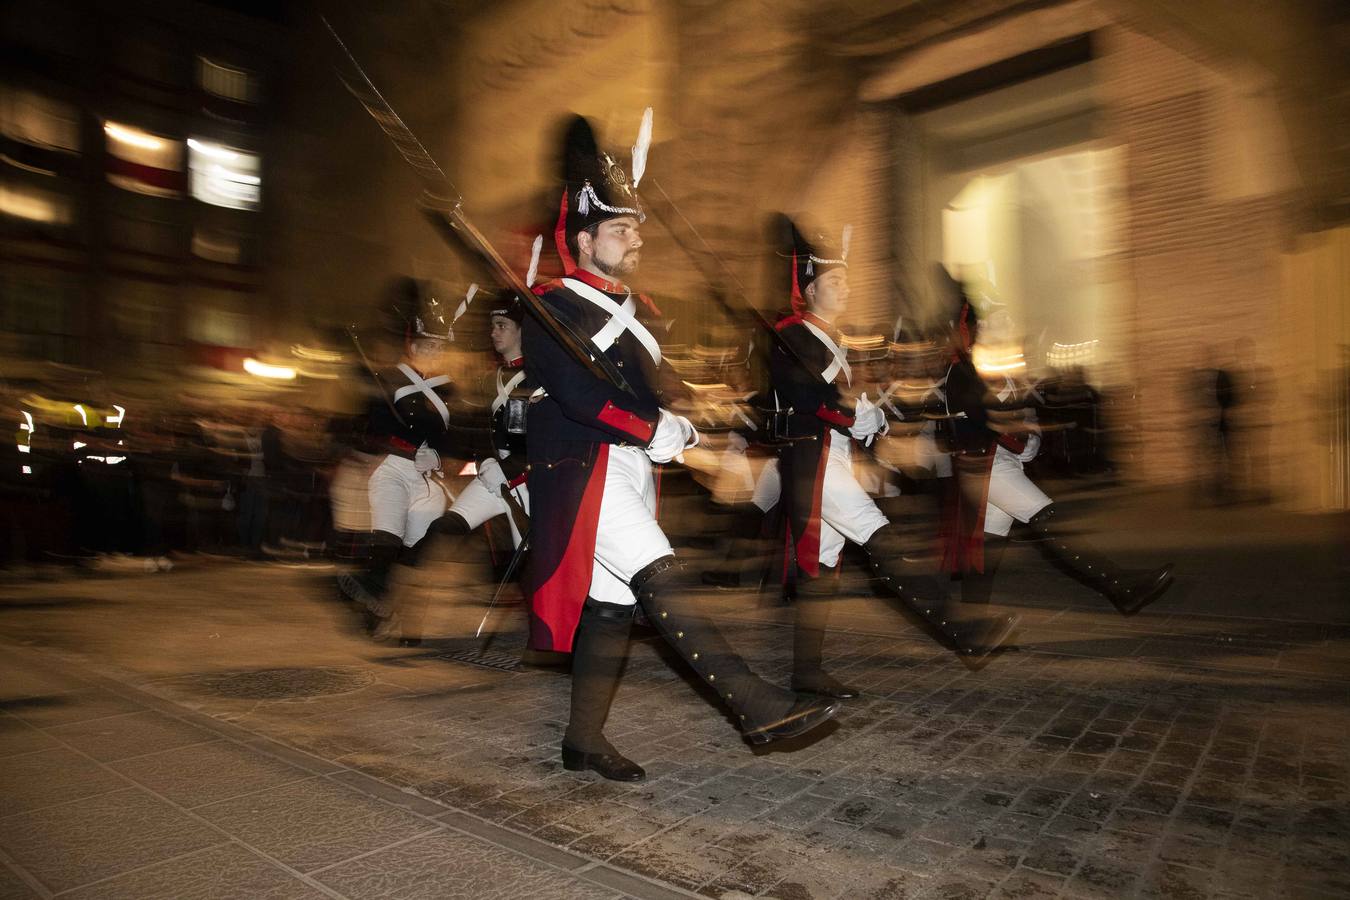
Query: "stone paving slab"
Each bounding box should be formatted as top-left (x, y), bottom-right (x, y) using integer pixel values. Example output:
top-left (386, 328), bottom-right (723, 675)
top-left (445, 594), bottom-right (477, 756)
top-left (0, 491), bottom-right (1346, 898)
top-left (0, 651), bottom-right (669, 899)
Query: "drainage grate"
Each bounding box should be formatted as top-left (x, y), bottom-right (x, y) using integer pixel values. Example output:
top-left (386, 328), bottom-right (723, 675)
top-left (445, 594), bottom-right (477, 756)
top-left (439, 649), bottom-right (522, 672)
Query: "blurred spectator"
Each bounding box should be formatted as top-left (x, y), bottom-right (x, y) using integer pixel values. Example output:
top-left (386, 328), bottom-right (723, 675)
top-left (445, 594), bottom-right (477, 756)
top-left (1194, 345), bottom-right (1237, 504)
top-left (1230, 338), bottom-right (1274, 504)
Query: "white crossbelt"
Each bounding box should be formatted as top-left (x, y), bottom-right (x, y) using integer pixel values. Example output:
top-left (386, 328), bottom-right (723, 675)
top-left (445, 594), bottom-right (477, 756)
top-left (394, 363), bottom-right (451, 428)
top-left (801, 319), bottom-right (851, 387)
top-left (563, 277), bottom-right (662, 367)
top-left (491, 367), bottom-right (526, 415)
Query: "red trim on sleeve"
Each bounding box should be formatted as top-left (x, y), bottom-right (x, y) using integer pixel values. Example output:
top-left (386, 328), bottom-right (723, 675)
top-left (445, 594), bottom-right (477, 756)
top-left (814, 403), bottom-right (855, 428)
top-left (775, 313), bottom-right (803, 332)
top-left (596, 400), bottom-right (656, 443)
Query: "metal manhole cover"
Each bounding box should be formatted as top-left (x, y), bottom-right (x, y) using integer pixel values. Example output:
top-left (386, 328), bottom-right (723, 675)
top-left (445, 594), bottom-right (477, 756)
top-left (183, 667), bottom-right (376, 700)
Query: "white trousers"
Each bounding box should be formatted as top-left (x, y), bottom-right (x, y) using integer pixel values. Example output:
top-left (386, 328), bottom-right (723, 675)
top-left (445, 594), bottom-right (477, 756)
top-left (448, 458), bottom-right (530, 547)
top-left (368, 454), bottom-right (448, 548)
top-left (589, 446), bottom-right (673, 607)
top-left (983, 446), bottom-right (1053, 537)
top-left (817, 432), bottom-right (890, 568)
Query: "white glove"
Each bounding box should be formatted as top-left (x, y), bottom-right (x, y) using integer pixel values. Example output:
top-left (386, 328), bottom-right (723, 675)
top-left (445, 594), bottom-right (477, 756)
top-left (475, 456), bottom-right (507, 492)
top-left (848, 392), bottom-right (889, 446)
top-left (725, 431), bottom-right (749, 453)
top-left (414, 445), bottom-right (441, 474)
top-left (1016, 431), bottom-right (1042, 464)
top-left (646, 409), bottom-right (699, 464)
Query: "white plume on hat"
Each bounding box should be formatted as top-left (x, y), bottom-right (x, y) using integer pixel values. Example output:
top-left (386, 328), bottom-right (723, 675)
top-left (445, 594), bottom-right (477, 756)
top-left (631, 107), bottom-right (653, 187)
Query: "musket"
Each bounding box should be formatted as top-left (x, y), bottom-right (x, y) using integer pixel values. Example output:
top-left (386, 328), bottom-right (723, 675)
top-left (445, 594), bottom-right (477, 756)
top-left (643, 181), bottom-right (827, 388)
top-left (321, 17), bottom-right (634, 399)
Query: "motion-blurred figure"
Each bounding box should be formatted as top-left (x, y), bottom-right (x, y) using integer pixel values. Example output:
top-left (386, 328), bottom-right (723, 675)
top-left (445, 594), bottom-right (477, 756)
top-left (937, 270), bottom-right (1174, 615)
top-left (523, 115), bottom-right (838, 782)
top-left (1193, 344), bottom-right (1236, 504)
top-left (1230, 337), bottom-right (1274, 503)
top-left (337, 278), bottom-right (457, 644)
top-left (770, 224), bottom-right (1016, 696)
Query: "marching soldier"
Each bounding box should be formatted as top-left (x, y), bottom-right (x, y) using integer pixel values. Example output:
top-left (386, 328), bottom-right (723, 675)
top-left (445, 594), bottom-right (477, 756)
top-left (339, 278), bottom-right (459, 644)
top-left (769, 221), bottom-right (1018, 697)
top-left (522, 113), bottom-right (840, 782)
top-left (935, 268), bottom-right (1174, 614)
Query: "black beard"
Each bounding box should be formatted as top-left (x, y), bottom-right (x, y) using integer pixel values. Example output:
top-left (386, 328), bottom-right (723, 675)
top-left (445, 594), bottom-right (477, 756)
top-left (594, 252), bottom-right (637, 278)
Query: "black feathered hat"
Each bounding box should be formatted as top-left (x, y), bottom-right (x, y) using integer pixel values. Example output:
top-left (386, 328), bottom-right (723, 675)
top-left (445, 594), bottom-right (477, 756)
top-left (783, 217), bottom-right (851, 314)
top-left (488, 294), bottom-right (525, 325)
top-left (553, 109), bottom-right (652, 273)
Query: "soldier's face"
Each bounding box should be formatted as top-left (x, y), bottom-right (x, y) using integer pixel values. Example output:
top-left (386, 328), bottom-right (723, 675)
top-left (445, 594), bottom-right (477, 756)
top-left (581, 216), bottom-right (642, 277)
top-left (490, 316), bottom-right (521, 358)
top-left (808, 268), bottom-right (849, 319)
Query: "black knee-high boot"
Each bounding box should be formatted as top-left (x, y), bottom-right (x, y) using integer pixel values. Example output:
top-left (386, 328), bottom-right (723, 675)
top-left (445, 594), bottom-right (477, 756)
top-left (386, 538), bottom-right (430, 646)
top-left (561, 599), bottom-right (643, 781)
top-left (701, 503), bottom-right (770, 590)
top-left (1027, 505), bottom-right (1173, 615)
top-left (632, 557), bottom-right (840, 745)
top-left (960, 536), bottom-right (1007, 606)
top-left (861, 525), bottom-right (1017, 657)
top-left (792, 567), bottom-right (859, 698)
top-left (338, 530), bottom-right (403, 623)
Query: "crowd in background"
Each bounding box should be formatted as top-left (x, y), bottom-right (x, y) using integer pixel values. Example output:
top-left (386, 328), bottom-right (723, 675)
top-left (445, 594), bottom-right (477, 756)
top-left (0, 354), bottom-right (1137, 576)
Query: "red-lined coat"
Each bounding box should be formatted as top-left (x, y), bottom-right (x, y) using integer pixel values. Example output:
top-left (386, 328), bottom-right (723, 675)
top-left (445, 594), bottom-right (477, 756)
top-left (768, 312), bottom-right (857, 579)
top-left (520, 272), bottom-right (663, 652)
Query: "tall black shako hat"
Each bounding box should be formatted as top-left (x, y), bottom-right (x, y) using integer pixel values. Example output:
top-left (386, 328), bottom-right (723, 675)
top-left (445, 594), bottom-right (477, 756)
top-left (488, 294), bottom-right (525, 325)
top-left (381, 277), bottom-right (483, 345)
top-left (554, 108), bottom-right (652, 273)
top-left (786, 217), bottom-right (851, 315)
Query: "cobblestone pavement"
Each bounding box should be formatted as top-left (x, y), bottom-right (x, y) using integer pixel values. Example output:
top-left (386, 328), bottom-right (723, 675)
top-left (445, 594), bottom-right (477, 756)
top-left (0, 487), bottom-right (1346, 899)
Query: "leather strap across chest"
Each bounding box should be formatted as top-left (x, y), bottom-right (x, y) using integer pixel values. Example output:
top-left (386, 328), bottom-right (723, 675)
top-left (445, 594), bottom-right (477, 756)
top-left (393, 363), bottom-right (451, 428)
top-left (563, 277), bottom-right (662, 367)
top-left (492, 367), bottom-right (527, 415)
top-left (801, 319), bottom-right (851, 387)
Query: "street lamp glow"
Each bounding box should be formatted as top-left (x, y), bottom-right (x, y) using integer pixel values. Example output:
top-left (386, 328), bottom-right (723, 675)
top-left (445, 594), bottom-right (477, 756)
top-left (104, 121), bottom-right (164, 150)
top-left (243, 358), bottom-right (297, 380)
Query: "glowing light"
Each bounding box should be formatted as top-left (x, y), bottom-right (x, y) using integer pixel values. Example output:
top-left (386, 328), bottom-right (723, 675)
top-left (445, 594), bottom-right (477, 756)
top-left (21, 466), bottom-right (31, 475)
top-left (72, 404), bottom-right (87, 426)
top-left (0, 185), bottom-right (71, 224)
top-left (973, 346), bottom-right (1026, 374)
top-left (104, 122), bottom-right (164, 151)
top-left (291, 344), bottom-right (344, 363)
top-left (106, 404), bottom-right (125, 426)
top-left (243, 358), bottom-right (297, 380)
top-left (17, 445), bottom-right (30, 454)
top-left (458, 461), bottom-right (478, 476)
top-left (20, 412), bottom-right (34, 433)
top-left (1046, 339), bottom-right (1099, 368)
top-left (188, 138), bottom-right (260, 210)
top-left (73, 440), bottom-right (87, 450)
top-left (187, 138), bottom-right (237, 161)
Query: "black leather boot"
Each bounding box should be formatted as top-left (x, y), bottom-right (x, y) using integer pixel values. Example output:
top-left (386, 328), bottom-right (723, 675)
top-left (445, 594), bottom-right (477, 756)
top-left (862, 526), bottom-right (1017, 658)
top-left (701, 503), bottom-right (770, 590)
top-left (960, 536), bottom-right (1007, 606)
top-left (1027, 505), bottom-right (1173, 615)
top-left (792, 567), bottom-right (859, 699)
top-left (632, 557), bottom-right (840, 745)
top-left (561, 600), bottom-right (644, 782)
top-left (337, 530), bottom-right (403, 626)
